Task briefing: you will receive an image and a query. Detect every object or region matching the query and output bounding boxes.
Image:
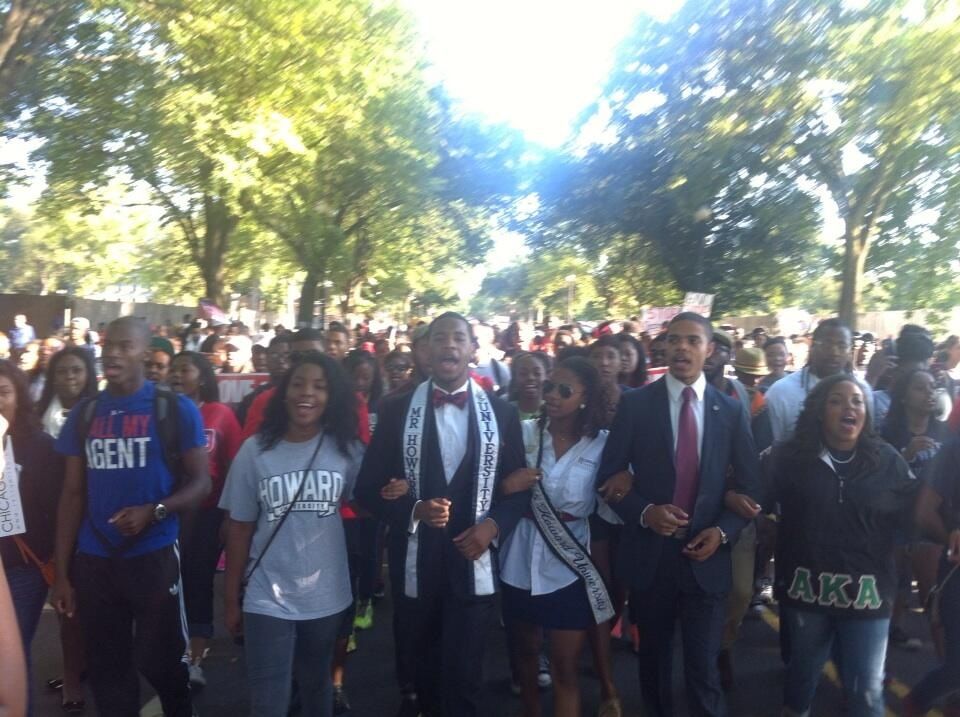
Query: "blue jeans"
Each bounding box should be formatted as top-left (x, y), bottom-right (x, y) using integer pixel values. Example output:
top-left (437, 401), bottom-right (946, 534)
top-left (7, 564), bottom-right (49, 717)
top-left (909, 558), bottom-right (960, 710)
top-left (782, 606), bottom-right (888, 717)
top-left (244, 608), bottom-right (347, 717)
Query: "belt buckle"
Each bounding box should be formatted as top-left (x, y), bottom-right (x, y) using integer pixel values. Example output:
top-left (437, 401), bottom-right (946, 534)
top-left (672, 526), bottom-right (688, 541)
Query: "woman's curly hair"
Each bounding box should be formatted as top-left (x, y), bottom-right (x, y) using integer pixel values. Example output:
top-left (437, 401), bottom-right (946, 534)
top-left (258, 351), bottom-right (357, 455)
top-left (781, 373), bottom-right (882, 475)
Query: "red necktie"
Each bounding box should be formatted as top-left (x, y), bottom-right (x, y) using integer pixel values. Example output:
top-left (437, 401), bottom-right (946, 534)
top-left (433, 388), bottom-right (468, 409)
top-left (673, 386), bottom-right (699, 515)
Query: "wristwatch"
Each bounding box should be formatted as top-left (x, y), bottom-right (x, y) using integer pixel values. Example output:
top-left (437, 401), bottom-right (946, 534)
top-left (715, 526), bottom-right (729, 545)
top-left (153, 503), bottom-right (168, 523)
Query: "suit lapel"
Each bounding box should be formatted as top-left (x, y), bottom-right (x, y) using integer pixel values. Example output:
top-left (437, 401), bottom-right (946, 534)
top-left (700, 383), bottom-right (717, 483)
top-left (655, 379), bottom-right (675, 469)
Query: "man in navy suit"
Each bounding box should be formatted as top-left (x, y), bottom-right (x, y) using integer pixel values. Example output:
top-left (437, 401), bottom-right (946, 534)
top-left (355, 312), bottom-right (528, 717)
top-left (598, 311), bottom-right (761, 717)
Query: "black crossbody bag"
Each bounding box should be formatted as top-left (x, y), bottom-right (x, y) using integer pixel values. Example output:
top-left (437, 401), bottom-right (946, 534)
top-left (235, 433), bottom-right (325, 645)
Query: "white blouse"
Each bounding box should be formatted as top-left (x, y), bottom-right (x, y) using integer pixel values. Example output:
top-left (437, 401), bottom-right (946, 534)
top-left (499, 420), bottom-right (607, 595)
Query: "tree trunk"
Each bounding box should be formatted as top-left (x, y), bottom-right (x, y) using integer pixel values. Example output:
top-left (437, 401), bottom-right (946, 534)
top-left (0, 0), bottom-right (58, 106)
top-left (201, 191), bottom-right (238, 308)
top-left (297, 269), bottom-right (318, 327)
top-left (837, 224), bottom-right (869, 331)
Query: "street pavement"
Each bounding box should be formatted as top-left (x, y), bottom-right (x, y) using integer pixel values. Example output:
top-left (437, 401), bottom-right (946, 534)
top-left (27, 574), bottom-right (945, 717)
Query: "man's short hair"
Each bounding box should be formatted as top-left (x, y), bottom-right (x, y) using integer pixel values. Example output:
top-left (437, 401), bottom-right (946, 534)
top-left (292, 328), bottom-right (324, 344)
top-left (326, 322), bottom-right (350, 338)
top-left (668, 312), bottom-right (714, 341)
top-left (428, 312), bottom-right (475, 342)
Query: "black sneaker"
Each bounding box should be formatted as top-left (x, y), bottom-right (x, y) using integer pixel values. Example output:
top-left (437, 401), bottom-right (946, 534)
top-left (333, 686), bottom-right (351, 715)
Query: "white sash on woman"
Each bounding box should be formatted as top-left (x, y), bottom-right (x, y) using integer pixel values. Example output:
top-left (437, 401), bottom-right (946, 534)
top-left (530, 424), bottom-right (614, 624)
top-left (403, 378), bottom-right (500, 597)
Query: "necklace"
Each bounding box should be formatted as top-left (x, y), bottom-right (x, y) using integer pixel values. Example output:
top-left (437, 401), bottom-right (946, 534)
top-left (827, 449), bottom-right (856, 464)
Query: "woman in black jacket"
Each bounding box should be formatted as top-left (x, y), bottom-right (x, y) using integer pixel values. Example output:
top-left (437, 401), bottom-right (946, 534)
top-left (0, 360), bottom-right (65, 714)
top-left (764, 373), bottom-right (917, 717)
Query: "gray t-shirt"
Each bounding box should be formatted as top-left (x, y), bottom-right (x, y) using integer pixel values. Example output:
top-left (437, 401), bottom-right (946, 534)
top-left (219, 433), bottom-right (364, 620)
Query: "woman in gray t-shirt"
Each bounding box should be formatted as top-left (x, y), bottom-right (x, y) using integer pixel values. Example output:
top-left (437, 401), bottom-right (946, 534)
top-left (219, 352), bottom-right (364, 717)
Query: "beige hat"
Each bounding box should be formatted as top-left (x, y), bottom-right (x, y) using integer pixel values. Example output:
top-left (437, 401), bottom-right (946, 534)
top-left (733, 347), bottom-right (767, 376)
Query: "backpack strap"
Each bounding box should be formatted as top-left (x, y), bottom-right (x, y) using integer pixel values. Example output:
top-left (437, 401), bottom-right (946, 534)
top-left (77, 395), bottom-right (98, 446)
top-left (153, 384), bottom-right (182, 484)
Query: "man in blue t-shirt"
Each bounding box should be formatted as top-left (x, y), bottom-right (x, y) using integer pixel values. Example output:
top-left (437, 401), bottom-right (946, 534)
top-left (51, 316), bottom-right (210, 717)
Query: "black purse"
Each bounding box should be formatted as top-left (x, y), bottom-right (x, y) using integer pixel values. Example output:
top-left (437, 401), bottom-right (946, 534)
top-left (234, 433), bottom-right (325, 645)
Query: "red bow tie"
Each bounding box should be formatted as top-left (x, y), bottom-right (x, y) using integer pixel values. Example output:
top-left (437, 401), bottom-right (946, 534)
top-left (433, 388), bottom-right (468, 409)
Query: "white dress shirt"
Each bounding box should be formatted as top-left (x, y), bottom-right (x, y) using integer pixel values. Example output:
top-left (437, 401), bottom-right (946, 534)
top-left (434, 380), bottom-right (470, 484)
top-left (409, 379), bottom-right (470, 533)
top-left (499, 420), bottom-right (607, 595)
top-left (664, 371), bottom-right (706, 458)
top-left (640, 372), bottom-right (706, 529)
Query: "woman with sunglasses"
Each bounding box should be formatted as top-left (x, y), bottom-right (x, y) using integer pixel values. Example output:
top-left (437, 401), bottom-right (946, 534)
top-left (220, 352), bottom-right (363, 717)
top-left (36, 347), bottom-right (98, 712)
top-left (168, 351), bottom-right (242, 689)
top-left (382, 349), bottom-right (415, 394)
top-left (499, 357), bottom-right (622, 717)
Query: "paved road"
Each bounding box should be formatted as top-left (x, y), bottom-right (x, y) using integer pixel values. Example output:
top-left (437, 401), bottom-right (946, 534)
top-left (27, 574), bottom-right (945, 717)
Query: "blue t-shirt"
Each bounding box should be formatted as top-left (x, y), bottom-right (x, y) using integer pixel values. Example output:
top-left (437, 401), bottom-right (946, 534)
top-left (55, 381), bottom-right (205, 557)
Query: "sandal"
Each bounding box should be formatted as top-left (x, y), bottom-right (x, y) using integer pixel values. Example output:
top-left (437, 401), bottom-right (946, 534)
top-left (47, 677), bottom-right (65, 691)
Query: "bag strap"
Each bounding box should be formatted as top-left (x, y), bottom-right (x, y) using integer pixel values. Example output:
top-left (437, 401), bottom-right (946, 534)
top-left (241, 433), bottom-right (325, 586)
top-left (153, 385), bottom-right (181, 481)
top-left (13, 536), bottom-right (44, 569)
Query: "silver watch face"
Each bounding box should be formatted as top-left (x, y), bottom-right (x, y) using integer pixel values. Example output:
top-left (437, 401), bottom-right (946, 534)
top-left (154, 504), bottom-right (168, 521)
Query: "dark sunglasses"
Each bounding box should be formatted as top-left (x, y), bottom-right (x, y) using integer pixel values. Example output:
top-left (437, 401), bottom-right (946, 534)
top-left (542, 380), bottom-right (576, 399)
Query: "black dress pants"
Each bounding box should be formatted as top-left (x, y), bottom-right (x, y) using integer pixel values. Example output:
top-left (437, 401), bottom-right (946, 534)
top-left (394, 587), bottom-right (495, 717)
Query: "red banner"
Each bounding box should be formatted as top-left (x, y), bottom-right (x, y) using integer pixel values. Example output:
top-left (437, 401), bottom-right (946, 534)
top-left (215, 373), bottom-right (270, 406)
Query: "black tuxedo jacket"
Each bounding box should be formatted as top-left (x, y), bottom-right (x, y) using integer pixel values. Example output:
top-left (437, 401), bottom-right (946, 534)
top-left (597, 377), bottom-right (761, 594)
top-left (355, 383), bottom-right (527, 599)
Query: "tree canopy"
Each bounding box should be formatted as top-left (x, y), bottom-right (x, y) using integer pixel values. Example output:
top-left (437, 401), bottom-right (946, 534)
top-left (1, 0), bottom-right (957, 326)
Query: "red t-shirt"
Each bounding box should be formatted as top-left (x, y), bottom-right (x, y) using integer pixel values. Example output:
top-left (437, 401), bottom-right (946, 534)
top-left (200, 402), bottom-right (243, 508)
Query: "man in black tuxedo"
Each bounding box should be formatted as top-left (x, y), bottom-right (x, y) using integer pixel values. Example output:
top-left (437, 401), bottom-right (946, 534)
top-left (597, 312), bottom-right (761, 717)
top-left (355, 312), bottom-right (528, 717)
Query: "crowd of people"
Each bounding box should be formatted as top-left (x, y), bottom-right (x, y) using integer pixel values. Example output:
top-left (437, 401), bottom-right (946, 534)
top-left (1, 307), bottom-right (960, 717)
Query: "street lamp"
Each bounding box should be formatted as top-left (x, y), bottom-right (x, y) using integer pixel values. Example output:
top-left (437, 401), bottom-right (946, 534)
top-left (565, 274), bottom-right (576, 323)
